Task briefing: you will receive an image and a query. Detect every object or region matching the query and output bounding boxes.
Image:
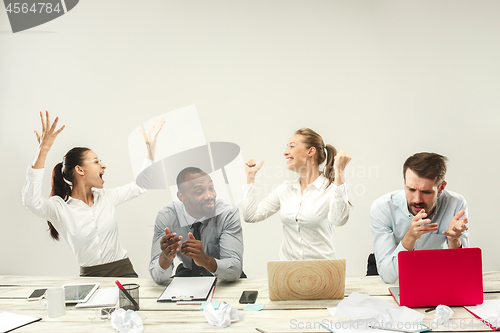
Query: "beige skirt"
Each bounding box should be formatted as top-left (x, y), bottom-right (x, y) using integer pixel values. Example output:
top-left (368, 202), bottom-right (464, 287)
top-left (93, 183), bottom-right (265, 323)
top-left (80, 257), bottom-right (138, 278)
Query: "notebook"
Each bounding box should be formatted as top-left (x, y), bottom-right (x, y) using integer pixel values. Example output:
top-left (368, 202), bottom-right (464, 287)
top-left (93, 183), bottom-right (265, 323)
top-left (267, 259), bottom-right (346, 301)
top-left (157, 276), bottom-right (217, 302)
top-left (0, 312), bottom-right (41, 333)
top-left (389, 248), bottom-right (483, 307)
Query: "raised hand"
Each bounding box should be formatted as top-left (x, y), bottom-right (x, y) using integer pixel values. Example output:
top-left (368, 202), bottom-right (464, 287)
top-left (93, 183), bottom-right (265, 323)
top-left (32, 111), bottom-right (65, 169)
top-left (34, 111), bottom-right (65, 149)
top-left (140, 117), bottom-right (165, 160)
top-left (443, 210), bottom-right (468, 248)
top-left (333, 149), bottom-right (351, 185)
top-left (244, 159), bottom-right (264, 183)
top-left (333, 149), bottom-right (351, 172)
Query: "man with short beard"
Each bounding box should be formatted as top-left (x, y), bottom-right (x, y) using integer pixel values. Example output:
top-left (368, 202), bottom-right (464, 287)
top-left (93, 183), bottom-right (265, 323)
top-left (370, 152), bottom-right (469, 284)
top-left (149, 167), bottom-right (244, 284)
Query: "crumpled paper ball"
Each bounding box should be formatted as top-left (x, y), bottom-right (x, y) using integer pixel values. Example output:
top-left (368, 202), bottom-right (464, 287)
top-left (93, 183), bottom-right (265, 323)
top-left (111, 308), bottom-right (144, 333)
top-left (434, 305), bottom-right (454, 325)
top-left (203, 303), bottom-right (244, 328)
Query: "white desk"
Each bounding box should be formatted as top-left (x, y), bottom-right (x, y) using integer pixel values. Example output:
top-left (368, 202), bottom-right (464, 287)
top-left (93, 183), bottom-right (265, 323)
top-left (1, 272), bottom-right (499, 332)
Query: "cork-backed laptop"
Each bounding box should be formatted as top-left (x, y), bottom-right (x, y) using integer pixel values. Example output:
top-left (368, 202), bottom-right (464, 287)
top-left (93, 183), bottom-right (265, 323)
top-left (267, 259), bottom-right (346, 301)
top-left (389, 248), bottom-right (483, 307)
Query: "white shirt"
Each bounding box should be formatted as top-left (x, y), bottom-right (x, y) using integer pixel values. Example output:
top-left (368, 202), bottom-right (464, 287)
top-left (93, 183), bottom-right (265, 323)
top-left (22, 160), bottom-right (153, 267)
top-left (241, 174), bottom-right (350, 260)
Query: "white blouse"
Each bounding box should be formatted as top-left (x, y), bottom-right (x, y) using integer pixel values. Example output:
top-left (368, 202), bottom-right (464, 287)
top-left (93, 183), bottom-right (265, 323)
top-left (241, 174), bottom-right (350, 260)
top-left (22, 160), bottom-right (153, 267)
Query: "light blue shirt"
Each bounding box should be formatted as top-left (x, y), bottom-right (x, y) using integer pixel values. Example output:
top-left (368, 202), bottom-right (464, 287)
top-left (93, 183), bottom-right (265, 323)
top-left (149, 198), bottom-right (243, 284)
top-left (370, 189), bottom-right (469, 284)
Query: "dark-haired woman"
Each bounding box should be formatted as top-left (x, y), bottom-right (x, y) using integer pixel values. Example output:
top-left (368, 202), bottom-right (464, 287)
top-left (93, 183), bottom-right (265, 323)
top-left (22, 111), bottom-right (164, 277)
top-left (242, 128), bottom-right (351, 260)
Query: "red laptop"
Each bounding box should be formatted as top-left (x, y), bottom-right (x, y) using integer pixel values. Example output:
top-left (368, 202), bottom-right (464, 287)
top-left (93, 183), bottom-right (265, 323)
top-left (389, 248), bottom-right (483, 307)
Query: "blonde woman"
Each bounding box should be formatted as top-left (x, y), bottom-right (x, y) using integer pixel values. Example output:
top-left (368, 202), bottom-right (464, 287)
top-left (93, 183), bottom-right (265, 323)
top-left (242, 128), bottom-right (351, 260)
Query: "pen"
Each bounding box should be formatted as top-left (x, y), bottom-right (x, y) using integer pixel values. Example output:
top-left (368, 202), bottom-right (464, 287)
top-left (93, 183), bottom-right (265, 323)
top-left (368, 324), bottom-right (430, 333)
top-left (115, 280), bottom-right (139, 310)
top-left (208, 285), bottom-right (216, 302)
top-left (369, 325), bottom-right (408, 333)
top-left (424, 306), bottom-right (436, 313)
top-left (255, 328), bottom-right (268, 333)
top-left (320, 323), bottom-right (336, 332)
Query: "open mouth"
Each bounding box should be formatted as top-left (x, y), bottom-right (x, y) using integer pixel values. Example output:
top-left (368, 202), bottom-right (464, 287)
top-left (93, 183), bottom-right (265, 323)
top-left (203, 201), bottom-right (215, 208)
top-left (412, 205), bottom-right (425, 212)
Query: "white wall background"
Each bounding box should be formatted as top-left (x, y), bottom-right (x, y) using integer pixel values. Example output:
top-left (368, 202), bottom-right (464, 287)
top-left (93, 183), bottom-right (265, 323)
top-left (1, 0), bottom-right (499, 279)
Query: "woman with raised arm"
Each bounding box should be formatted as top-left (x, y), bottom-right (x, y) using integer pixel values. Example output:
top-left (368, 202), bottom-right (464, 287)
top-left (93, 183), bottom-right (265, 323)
top-left (242, 128), bottom-right (351, 261)
top-left (22, 111), bottom-right (164, 277)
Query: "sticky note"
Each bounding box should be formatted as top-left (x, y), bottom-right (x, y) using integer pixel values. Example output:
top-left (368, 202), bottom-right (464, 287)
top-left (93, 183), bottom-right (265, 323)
top-left (243, 304), bottom-right (265, 311)
top-left (200, 302), bottom-right (220, 311)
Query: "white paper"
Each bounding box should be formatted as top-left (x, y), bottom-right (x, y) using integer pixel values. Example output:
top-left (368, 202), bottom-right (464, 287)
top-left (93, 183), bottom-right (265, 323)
top-left (128, 105), bottom-right (206, 179)
top-left (127, 105), bottom-right (246, 204)
top-left (327, 308), bottom-right (407, 331)
top-left (434, 304), bottom-right (454, 325)
top-left (333, 292), bottom-right (424, 328)
top-left (75, 287), bottom-right (119, 308)
top-left (224, 151), bottom-right (246, 205)
top-left (158, 276), bottom-right (216, 301)
top-left (0, 312), bottom-right (41, 333)
top-left (325, 310), bottom-right (429, 333)
top-left (111, 308), bottom-right (143, 333)
top-left (464, 299), bottom-right (500, 327)
top-left (203, 303), bottom-right (243, 328)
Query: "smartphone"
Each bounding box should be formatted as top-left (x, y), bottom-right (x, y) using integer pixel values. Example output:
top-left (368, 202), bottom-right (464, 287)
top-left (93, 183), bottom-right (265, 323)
top-left (27, 288), bottom-right (47, 301)
top-left (239, 290), bottom-right (258, 304)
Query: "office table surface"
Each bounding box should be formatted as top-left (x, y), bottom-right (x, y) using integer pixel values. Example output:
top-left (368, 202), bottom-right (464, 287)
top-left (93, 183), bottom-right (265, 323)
top-left (1, 272), bottom-right (499, 332)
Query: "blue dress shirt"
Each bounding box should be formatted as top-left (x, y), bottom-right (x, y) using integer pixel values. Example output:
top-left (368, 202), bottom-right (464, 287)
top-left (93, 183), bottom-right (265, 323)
top-left (370, 189), bottom-right (469, 284)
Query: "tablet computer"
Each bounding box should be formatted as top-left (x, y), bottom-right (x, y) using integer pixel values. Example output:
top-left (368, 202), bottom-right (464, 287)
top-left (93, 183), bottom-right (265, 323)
top-left (62, 283), bottom-right (100, 304)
